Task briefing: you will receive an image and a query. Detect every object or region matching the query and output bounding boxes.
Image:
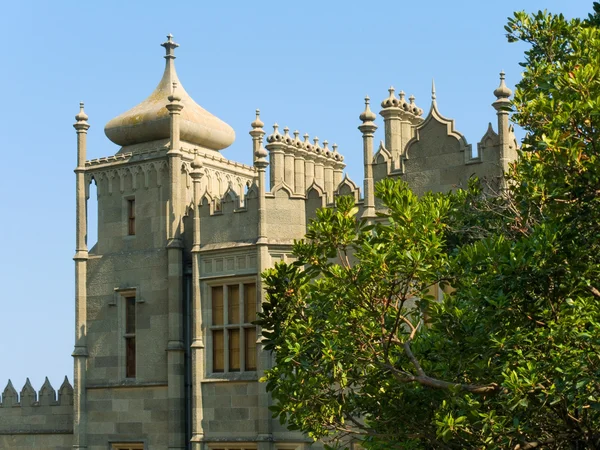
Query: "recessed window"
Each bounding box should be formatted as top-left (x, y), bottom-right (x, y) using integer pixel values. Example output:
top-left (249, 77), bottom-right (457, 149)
top-left (127, 198), bottom-right (136, 235)
top-left (125, 296), bottom-right (136, 378)
top-left (211, 282), bottom-right (257, 373)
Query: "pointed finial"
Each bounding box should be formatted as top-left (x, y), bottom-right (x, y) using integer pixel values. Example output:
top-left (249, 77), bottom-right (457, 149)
top-left (431, 79), bottom-right (436, 102)
top-left (251, 108), bottom-right (264, 128)
top-left (161, 34), bottom-right (179, 60)
top-left (360, 95), bottom-right (377, 122)
top-left (493, 70), bottom-right (512, 99)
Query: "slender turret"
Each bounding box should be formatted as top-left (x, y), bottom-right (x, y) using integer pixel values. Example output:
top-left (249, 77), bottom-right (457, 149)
top-left (492, 71), bottom-right (516, 173)
top-left (359, 96), bottom-right (377, 218)
top-left (190, 154), bottom-right (205, 449)
top-left (73, 102), bottom-right (89, 450)
top-left (163, 35), bottom-right (186, 450)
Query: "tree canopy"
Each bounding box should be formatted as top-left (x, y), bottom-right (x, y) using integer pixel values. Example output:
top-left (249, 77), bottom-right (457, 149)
top-left (258, 5), bottom-right (600, 449)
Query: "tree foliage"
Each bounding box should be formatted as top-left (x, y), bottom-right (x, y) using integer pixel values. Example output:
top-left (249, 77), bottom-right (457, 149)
top-left (258, 5), bottom-right (600, 449)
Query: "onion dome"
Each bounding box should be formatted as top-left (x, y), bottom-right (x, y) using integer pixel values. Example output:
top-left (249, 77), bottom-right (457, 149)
top-left (359, 96), bottom-right (377, 123)
top-left (104, 35), bottom-right (235, 151)
top-left (494, 71), bottom-right (512, 99)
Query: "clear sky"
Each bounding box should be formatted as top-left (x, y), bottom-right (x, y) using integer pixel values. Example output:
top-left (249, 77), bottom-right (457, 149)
top-left (0, 0), bottom-right (591, 393)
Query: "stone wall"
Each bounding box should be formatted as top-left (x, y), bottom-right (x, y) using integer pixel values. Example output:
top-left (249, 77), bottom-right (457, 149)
top-left (0, 377), bottom-right (73, 449)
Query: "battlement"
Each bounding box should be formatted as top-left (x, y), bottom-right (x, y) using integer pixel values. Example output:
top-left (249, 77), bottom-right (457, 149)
top-left (0, 377), bottom-right (73, 435)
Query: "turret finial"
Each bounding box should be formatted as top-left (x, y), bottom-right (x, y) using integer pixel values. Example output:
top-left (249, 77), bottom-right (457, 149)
top-left (251, 108), bottom-right (264, 128)
top-left (168, 81), bottom-right (182, 103)
top-left (161, 34), bottom-right (179, 60)
top-left (75, 102), bottom-right (88, 122)
top-left (191, 149), bottom-right (204, 172)
top-left (493, 70), bottom-right (512, 99)
top-left (360, 95), bottom-right (377, 123)
top-left (431, 79), bottom-right (436, 102)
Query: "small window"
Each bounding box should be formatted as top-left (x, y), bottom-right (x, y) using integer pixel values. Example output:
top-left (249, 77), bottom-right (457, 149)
top-left (125, 296), bottom-right (136, 378)
top-left (127, 199), bottom-right (136, 235)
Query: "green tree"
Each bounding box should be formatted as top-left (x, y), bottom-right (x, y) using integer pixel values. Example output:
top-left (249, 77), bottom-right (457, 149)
top-left (258, 5), bottom-right (600, 449)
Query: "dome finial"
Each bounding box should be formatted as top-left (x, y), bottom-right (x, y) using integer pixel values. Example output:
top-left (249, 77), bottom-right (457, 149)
top-left (360, 96), bottom-right (377, 123)
top-left (431, 78), bottom-right (436, 102)
top-left (161, 34), bottom-right (179, 60)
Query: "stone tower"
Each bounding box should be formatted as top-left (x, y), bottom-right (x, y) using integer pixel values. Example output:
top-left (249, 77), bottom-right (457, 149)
top-left (0, 35), bottom-right (517, 450)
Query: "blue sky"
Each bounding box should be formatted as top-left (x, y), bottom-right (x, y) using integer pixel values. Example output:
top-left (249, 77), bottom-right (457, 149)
top-left (0, 0), bottom-right (591, 392)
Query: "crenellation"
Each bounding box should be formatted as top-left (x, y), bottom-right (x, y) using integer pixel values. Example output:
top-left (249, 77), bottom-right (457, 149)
top-left (1, 380), bottom-right (18, 408)
top-left (39, 377), bottom-right (57, 406)
top-left (0, 377), bottom-right (74, 436)
top-left (20, 379), bottom-right (37, 407)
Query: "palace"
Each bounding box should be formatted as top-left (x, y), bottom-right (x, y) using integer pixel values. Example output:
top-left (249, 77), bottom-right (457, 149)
top-left (0, 35), bottom-right (517, 450)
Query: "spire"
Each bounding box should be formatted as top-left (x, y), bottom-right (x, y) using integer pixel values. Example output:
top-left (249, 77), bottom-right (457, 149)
top-left (359, 96), bottom-right (377, 123)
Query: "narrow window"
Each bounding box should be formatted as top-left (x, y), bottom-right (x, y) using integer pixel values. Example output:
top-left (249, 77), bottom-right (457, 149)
top-left (245, 327), bottom-right (257, 371)
top-left (228, 285), bottom-right (240, 324)
top-left (229, 329), bottom-right (240, 371)
top-left (213, 330), bottom-right (224, 372)
top-left (127, 199), bottom-right (136, 235)
top-left (212, 286), bottom-right (224, 325)
top-left (125, 296), bottom-right (136, 378)
top-left (244, 283), bottom-right (256, 323)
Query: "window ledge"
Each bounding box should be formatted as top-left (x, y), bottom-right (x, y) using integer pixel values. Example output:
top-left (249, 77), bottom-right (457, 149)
top-left (203, 372), bottom-right (258, 383)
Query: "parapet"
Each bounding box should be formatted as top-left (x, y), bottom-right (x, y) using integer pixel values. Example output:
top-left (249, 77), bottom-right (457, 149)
top-left (265, 124), bottom-right (345, 202)
top-left (0, 377), bottom-right (73, 435)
